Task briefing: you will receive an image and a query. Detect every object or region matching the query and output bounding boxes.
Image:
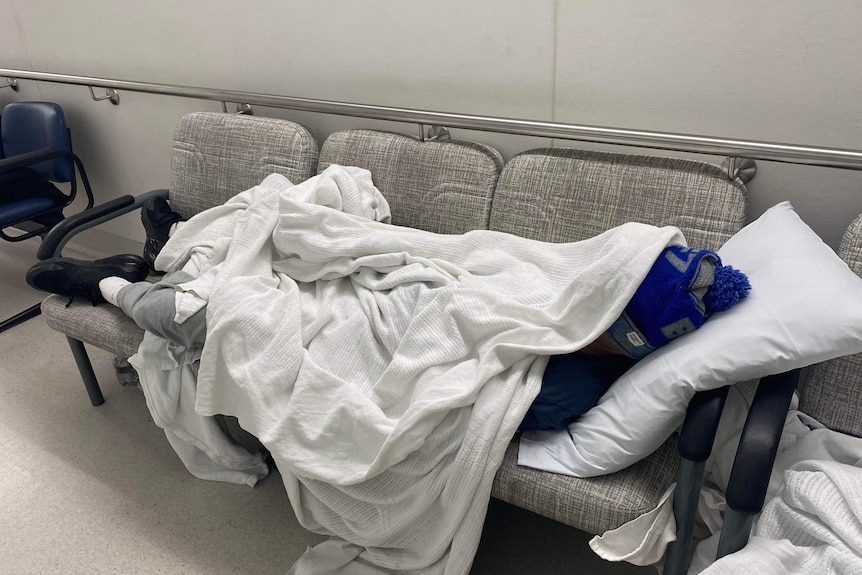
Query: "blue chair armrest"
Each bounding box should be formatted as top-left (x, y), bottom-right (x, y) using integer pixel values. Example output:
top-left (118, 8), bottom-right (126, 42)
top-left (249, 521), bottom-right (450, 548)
top-left (724, 369), bottom-right (801, 514)
top-left (663, 385), bottom-right (731, 575)
top-left (715, 368), bottom-right (801, 559)
top-left (0, 148), bottom-right (70, 172)
top-left (37, 188), bottom-right (170, 259)
top-left (679, 386), bottom-right (731, 462)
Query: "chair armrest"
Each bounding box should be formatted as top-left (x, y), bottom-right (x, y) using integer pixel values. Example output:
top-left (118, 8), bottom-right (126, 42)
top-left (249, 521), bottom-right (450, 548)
top-left (663, 385), bottom-right (731, 575)
top-left (714, 369), bottom-right (800, 559)
top-left (37, 188), bottom-right (170, 259)
top-left (723, 369), bottom-right (801, 514)
top-left (0, 148), bottom-right (70, 172)
top-left (678, 386), bottom-right (731, 462)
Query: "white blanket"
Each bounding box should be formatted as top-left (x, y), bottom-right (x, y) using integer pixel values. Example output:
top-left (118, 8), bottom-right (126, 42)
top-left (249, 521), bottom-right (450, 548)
top-left (689, 422), bottom-right (862, 575)
top-left (588, 374), bottom-right (862, 574)
top-left (129, 331), bottom-right (271, 486)
top-left (154, 165), bottom-right (684, 574)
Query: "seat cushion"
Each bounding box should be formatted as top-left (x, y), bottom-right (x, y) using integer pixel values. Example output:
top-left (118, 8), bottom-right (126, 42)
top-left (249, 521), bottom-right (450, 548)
top-left (41, 295), bottom-right (144, 359)
top-left (492, 435), bottom-right (679, 534)
top-left (0, 197), bottom-right (57, 227)
top-left (318, 130), bottom-right (503, 234)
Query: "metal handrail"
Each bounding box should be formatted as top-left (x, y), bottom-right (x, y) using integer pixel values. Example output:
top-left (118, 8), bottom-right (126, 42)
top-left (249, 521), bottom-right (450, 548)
top-left (3, 68), bottom-right (862, 171)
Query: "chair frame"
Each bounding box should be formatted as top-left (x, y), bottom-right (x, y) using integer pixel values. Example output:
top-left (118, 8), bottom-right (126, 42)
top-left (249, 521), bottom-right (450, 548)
top-left (0, 127), bottom-right (96, 332)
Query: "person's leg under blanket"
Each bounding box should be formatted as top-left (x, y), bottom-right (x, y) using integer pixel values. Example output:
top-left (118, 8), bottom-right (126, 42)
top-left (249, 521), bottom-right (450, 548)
top-left (101, 272), bottom-right (270, 487)
top-left (104, 270), bottom-right (207, 348)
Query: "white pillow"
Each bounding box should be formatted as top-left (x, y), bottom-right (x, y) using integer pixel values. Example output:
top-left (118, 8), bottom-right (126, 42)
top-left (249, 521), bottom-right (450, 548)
top-left (518, 202), bottom-right (862, 477)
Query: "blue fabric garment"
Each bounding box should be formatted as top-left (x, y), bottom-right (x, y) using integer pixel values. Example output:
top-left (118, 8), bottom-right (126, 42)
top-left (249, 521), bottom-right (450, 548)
top-left (519, 351), bottom-right (636, 431)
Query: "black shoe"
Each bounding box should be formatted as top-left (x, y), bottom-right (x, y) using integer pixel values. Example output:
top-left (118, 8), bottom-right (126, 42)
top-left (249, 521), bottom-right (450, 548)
top-left (142, 196), bottom-right (182, 272)
top-left (26, 254), bottom-right (150, 304)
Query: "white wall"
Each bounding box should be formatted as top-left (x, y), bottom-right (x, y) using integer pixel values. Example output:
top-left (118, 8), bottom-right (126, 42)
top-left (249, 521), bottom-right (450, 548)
top-left (2, 0), bottom-right (861, 248)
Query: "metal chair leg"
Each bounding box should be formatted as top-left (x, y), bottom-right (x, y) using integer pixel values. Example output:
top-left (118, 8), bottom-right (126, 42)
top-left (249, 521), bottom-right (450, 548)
top-left (716, 508), bottom-right (755, 559)
top-left (664, 458), bottom-right (707, 575)
top-left (0, 303), bottom-right (42, 333)
top-left (66, 336), bottom-right (104, 406)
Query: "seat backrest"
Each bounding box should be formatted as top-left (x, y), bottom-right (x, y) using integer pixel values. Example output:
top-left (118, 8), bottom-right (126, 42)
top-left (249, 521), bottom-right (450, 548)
top-left (318, 130), bottom-right (503, 234)
top-left (489, 148), bottom-right (747, 251)
top-left (169, 112), bottom-right (319, 219)
top-left (798, 214), bottom-right (862, 437)
top-left (1, 102), bottom-right (73, 182)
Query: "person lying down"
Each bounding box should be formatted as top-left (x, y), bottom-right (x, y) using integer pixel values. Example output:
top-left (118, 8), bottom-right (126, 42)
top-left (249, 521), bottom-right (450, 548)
top-left (28, 169), bottom-right (760, 574)
top-left (521, 243), bottom-right (751, 430)
top-left (27, 196), bottom-right (752, 433)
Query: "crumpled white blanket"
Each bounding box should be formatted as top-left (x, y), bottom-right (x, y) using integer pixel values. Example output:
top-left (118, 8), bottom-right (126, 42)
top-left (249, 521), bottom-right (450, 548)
top-left (589, 372), bottom-right (862, 575)
top-left (129, 330), bottom-right (270, 486)
top-left (688, 422), bottom-right (862, 575)
top-left (129, 167), bottom-right (392, 486)
top-left (587, 381), bottom-right (768, 566)
top-left (151, 164), bottom-right (684, 574)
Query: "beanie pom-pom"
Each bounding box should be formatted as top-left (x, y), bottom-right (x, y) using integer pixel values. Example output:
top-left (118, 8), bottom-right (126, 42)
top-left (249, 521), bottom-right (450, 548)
top-left (704, 265), bottom-right (752, 312)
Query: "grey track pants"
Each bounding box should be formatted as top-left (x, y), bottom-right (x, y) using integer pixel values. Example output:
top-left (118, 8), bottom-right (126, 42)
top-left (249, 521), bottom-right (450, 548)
top-left (116, 270), bottom-right (207, 349)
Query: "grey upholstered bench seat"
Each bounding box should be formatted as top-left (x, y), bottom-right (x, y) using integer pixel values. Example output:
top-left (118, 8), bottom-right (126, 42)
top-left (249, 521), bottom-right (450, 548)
top-left (42, 294), bottom-right (144, 360)
top-left (39, 112), bottom-right (321, 407)
top-left (37, 113), bottom-right (752, 574)
top-left (487, 146), bottom-right (747, 536)
top-left (493, 435), bottom-right (679, 534)
top-left (40, 111), bottom-right (322, 368)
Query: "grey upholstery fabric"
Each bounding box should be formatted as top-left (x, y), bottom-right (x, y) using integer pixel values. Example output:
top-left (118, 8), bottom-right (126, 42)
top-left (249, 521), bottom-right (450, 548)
top-left (41, 292), bottom-right (265, 455)
top-left (489, 148), bottom-right (747, 251)
top-left (488, 148), bottom-right (749, 534)
top-left (798, 214), bottom-right (862, 436)
top-left (318, 130), bottom-right (503, 234)
top-left (41, 294), bottom-right (144, 359)
top-left (170, 112), bottom-right (319, 218)
top-left (493, 436), bottom-right (679, 534)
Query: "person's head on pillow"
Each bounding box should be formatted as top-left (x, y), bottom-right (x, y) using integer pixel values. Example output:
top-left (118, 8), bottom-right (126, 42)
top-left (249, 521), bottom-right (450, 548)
top-left (584, 246), bottom-right (752, 357)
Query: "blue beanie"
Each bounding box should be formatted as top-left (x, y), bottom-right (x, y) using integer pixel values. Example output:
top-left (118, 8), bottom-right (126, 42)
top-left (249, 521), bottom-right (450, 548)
top-left (607, 246), bottom-right (751, 358)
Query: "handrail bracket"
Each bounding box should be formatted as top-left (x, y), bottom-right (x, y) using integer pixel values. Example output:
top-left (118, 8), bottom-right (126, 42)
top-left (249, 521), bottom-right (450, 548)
top-left (221, 102), bottom-right (254, 115)
top-left (88, 86), bottom-right (120, 105)
top-left (418, 124), bottom-right (450, 142)
top-left (723, 156), bottom-right (757, 184)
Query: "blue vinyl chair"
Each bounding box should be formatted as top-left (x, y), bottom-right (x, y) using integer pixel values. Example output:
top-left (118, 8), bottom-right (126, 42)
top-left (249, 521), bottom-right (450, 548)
top-left (0, 101), bottom-right (95, 332)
